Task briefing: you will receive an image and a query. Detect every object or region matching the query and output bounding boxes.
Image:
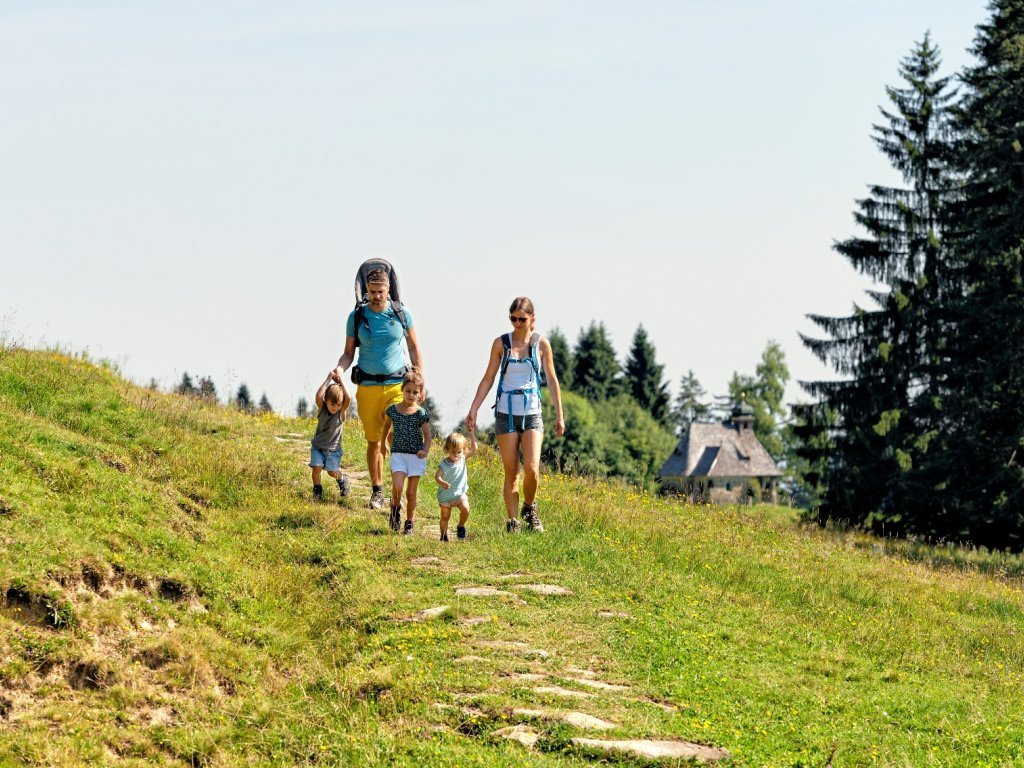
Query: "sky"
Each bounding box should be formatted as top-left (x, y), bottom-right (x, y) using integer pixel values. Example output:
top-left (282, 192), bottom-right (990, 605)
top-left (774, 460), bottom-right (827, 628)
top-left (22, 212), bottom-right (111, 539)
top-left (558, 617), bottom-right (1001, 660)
top-left (0, 1), bottom-right (990, 432)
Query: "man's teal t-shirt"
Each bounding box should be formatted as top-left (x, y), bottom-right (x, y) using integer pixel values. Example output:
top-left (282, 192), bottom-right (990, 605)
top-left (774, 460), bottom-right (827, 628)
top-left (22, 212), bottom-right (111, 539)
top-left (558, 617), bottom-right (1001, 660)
top-left (346, 304), bottom-right (414, 385)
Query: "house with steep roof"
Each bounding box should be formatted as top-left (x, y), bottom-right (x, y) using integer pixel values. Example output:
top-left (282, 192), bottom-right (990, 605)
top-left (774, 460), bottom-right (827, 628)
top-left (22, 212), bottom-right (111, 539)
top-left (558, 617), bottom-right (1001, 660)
top-left (658, 402), bottom-right (782, 504)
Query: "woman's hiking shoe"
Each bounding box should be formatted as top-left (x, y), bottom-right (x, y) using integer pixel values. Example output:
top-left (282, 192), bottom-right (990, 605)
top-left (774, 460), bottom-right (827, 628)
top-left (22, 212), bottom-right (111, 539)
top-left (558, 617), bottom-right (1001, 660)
top-left (403, 520), bottom-right (414, 535)
top-left (456, 525), bottom-right (467, 540)
top-left (337, 476), bottom-right (350, 497)
top-left (505, 518), bottom-right (521, 533)
top-left (522, 503), bottom-right (544, 533)
top-left (388, 504), bottom-right (402, 532)
top-left (370, 489), bottom-right (386, 510)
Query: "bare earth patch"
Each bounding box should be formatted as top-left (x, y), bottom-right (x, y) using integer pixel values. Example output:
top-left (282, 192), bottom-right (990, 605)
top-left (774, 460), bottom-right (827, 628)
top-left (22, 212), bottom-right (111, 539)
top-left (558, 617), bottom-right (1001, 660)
top-left (478, 641), bottom-right (550, 659)
top-left (410, 556), bottom-right (445, 567)
top-left (598, 609), bottom-right (631, 619)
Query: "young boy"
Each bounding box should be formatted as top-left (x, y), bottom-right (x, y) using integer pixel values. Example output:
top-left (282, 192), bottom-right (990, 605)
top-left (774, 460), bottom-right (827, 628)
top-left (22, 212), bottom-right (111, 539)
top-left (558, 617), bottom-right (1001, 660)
top-left (310, 371), bottom-right (352, 501)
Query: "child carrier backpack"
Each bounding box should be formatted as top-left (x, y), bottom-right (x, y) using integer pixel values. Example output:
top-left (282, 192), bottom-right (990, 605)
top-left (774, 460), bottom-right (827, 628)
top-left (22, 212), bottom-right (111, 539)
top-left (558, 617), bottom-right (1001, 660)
top-left (350, 258), bottom-right (410, 384)
top-left (493, 332), bottom-right (546, 430)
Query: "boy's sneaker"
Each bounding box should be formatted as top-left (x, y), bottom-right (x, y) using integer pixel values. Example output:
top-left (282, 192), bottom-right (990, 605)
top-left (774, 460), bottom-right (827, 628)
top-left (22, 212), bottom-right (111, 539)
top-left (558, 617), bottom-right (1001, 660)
top-left (312, 485), bottom-right (323, 501)
top-left (337, 476), bottom-right (350, 497)
top-left (403, 520), bottom-right (414, 536)
top-left (369, 489), bottom-right (385, 510)
top-left (440, 532), bottom-right (449, 542)
top-left (522, 503), bottom-right (544, 533)
top-left (388, 504), bottom-right (402, 532)
top-left (505, 518), bottom-right (521, 533)
top-left (456, 525), bottom-right (467, 540)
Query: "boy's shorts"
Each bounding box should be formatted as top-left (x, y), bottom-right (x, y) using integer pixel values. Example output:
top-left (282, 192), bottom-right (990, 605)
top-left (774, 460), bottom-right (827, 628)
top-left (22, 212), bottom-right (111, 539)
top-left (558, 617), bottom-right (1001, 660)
top-left (356, 382), bottom-right (404, 442)
top-left (390, 452), bottom-right (427, 477)
top-left (310, 446), bottom-right (343, 472)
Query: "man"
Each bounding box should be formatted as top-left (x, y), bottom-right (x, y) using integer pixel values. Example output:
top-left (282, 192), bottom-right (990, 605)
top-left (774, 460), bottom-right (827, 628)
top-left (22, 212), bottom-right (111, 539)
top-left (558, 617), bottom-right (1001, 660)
top-left (334, 268), bottom-right (423, 509)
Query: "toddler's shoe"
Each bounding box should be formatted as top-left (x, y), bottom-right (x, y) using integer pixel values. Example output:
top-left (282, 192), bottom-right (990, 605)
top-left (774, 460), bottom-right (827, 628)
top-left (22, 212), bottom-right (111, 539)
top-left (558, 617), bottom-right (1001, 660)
top-left (456, 525), bottom-right (467, 540)
top-left (505, 518), bottom-right (521, 533)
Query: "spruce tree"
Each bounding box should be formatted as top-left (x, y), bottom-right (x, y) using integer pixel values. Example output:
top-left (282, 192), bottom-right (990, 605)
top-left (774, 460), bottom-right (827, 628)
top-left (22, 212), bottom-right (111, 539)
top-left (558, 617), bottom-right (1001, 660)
top-left (673, 370), bottom-right (711, 433)
top-left (197, 376), bottom-right (217, 403)
top-left (548, 328), bottom-right (574, 390)
top-left (258, 393), bottom-right (273, 414)
top-left (799, 35), bottom-right (958, 531)
top-left (296, 398), bottom-right (309, 419)
top-left (939, 1), bottom-right (1024, 545)
top-left (175, 372), bottom-right (196, 396)
top-left (623, 325), bottom-right (671, 426)
top-left (422, 393), bottom-right (442, 442)
top-left (572, 322), bottom-right (622, 402)
top-left (235, 384), bottom-right (252, 412)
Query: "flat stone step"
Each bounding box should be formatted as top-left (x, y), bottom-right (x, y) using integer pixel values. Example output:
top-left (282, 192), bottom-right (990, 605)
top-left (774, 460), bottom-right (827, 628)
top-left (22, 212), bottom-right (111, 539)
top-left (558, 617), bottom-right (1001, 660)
top-left (402, 605), bottom-right (450, 622)
top-left (513, 707), bottom-right (618, 731)
top-left (517, 584), bottom-right (573, 596)
top-left (569, 677), bottom-right (630, 692)
top-left (533, 684), bottom-right (593, 699)
top-left (478, 640), bottom-right (550, 659)
top-left (493, 725), bottom-right (540, 748)
top-left (572, 738), bottom-right (729, 763)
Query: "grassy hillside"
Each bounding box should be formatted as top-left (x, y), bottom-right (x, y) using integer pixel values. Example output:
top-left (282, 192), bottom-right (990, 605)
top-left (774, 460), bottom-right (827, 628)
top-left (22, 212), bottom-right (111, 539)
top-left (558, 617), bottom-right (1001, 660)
top-left (1, 347), bottom-right (1023, 767)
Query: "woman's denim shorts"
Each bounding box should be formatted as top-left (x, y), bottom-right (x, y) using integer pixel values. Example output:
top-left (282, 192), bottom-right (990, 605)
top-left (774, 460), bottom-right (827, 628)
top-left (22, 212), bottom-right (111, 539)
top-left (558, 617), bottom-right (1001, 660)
top-left (494, 412), bottom-right (544, 435)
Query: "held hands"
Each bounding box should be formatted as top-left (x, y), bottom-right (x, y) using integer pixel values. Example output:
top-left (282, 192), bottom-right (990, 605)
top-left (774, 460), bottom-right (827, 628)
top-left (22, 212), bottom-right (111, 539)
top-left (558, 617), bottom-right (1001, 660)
top-left (416, 449), bottom-right (427, 459)
top-left (330, 367), bottom-right (344, 383)
top-left (465, 411), bottom-right (476, 433)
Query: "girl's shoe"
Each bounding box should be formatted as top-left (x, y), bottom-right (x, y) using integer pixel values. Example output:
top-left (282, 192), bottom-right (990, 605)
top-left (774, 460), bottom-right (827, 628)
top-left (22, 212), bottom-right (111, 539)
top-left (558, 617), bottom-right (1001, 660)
top-left (403, 520), bottom-right (414, 535)
top-left (389, 504), bottom-right (402, 532)
top-left (505, 518), bottom-right (521, 533)
top-left (456, 525), bottom-right (467, 540)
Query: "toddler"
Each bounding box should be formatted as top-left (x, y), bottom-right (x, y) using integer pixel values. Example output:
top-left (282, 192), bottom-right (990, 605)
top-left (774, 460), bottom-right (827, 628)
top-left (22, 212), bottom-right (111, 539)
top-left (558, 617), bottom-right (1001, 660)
top-left (310, 372), bottom-right (351, 501)
top-left (435, 431), bottom-right (477, 541)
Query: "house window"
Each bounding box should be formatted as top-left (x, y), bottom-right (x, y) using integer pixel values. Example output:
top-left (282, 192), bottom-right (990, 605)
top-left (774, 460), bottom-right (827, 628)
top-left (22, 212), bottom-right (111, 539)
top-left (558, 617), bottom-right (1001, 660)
top-left (726, 482), bottom-right (732, 491)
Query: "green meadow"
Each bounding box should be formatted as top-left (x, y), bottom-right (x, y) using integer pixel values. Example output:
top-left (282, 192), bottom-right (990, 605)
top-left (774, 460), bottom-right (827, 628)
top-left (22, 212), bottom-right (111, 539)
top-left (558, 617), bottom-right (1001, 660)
top-left (1, 347), bottom-right (1023, 767)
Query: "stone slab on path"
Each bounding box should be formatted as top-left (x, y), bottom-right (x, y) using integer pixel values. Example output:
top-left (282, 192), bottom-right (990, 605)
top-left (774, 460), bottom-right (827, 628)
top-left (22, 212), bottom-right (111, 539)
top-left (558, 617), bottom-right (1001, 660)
top-left (459, 616), bottom-right (492, 627)
top-left (512, 708), bottom-right (618, 731)
top-left (493, 725), bottom-right (540, 748)
top-left (478, 640), bottom-right (550, 659)
top-left (533, 684), bottom-right (593, 699)
top-left (411, 556), bottom-right (445, 567)
top-left (456, 586), bottom-right (525, 604)
top-left (572, 738), bottom-right (729, 763)
top-left (402, 606), bottom-right (450, 622)
top-left (517, 584), bottom-right (573, 596)
top-left (569, 677), bottom-right (630, 692)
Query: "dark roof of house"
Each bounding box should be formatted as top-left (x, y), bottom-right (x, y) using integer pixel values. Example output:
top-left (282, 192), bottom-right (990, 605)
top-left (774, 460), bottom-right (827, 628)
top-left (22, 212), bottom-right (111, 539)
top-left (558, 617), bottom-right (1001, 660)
top-left (659, 421), bottom-right (782, 479)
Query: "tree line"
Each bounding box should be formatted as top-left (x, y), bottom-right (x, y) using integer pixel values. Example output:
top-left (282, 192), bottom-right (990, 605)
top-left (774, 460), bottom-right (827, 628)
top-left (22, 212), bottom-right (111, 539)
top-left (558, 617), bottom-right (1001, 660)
top-left (161, 372), bottom-right (274, 414)
top-left (796, 2), bottom-right (1024, 548)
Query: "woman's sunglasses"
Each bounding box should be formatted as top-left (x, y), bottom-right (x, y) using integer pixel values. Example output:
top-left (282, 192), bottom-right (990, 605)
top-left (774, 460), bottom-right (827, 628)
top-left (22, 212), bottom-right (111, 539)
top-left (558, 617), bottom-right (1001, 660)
top-left (509, 315), bottom-right (530, 324)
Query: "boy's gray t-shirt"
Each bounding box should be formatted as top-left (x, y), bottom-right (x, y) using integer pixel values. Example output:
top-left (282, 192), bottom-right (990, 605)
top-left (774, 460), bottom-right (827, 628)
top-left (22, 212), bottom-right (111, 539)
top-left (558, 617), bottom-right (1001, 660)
top-left (312, 406), bottom-right (343, 451)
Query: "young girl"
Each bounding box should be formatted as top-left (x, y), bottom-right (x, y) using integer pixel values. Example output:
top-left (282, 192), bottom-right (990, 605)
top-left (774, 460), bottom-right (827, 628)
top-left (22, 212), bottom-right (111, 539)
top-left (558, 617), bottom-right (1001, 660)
top-left (435, 431), bottom-right (477, 541)
top-left (383, 369), bottom-right (431, 534)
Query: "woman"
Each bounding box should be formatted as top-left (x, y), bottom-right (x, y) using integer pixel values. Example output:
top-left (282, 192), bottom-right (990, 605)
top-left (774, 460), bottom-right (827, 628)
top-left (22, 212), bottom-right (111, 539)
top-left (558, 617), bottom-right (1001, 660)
top-left (466, 297), bottom-right (565, 532)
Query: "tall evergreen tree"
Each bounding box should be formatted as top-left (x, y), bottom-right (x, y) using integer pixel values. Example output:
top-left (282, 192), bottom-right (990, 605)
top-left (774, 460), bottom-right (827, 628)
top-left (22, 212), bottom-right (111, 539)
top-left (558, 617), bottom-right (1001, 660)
top-left (572, 322), bottom-right (622, 402)
top-left (235, 384), bottom-right (252, 411)
top-left (258, 393), bottom-right (273, 414)
top-left (623, 325), bottom-right (671, 426)
top-left (422, 393), bottom-right (442, 442)
top-left (673, 370), bottom-right (711, 433)
top-left (938, 2), bottom-right (1024, 546)
top-left (175, 372), bottom-right (196, 396)
top-left (548, 328), bottom-right (574, 390)
top-left (799, 35), bottom-right (958, 530)
top-left (296, 397), bottom-right (309, 419)
top-left (726, 342), bottom-right (790, 463)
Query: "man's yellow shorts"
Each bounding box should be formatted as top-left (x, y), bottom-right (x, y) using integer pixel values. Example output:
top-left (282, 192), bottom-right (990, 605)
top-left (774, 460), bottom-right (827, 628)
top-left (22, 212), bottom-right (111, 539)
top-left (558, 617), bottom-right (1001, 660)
top-left (356, 383), bottom-right (404, 442)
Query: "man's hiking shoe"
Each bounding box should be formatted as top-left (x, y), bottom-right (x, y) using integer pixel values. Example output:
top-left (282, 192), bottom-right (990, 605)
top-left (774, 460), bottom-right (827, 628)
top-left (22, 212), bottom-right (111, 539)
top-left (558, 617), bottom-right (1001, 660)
top-left (440, 532), bottom-right (449, 542)
top-left (522, 503), bottom-right (544, 533)
top-left (312, 485), bottom-right (323, 501)
top-left (370, 489), bottom-right (385, 510)
top-left (456, 525), bottom-right (467, 540)
top-left (505, 518), bottom-right (521, 533)
top-left (403, 520), bottom-right (414, 536)
top-left (388, 505), bottom-right (402, 533)
top-left (337, 476), bottom-right (350, 497)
